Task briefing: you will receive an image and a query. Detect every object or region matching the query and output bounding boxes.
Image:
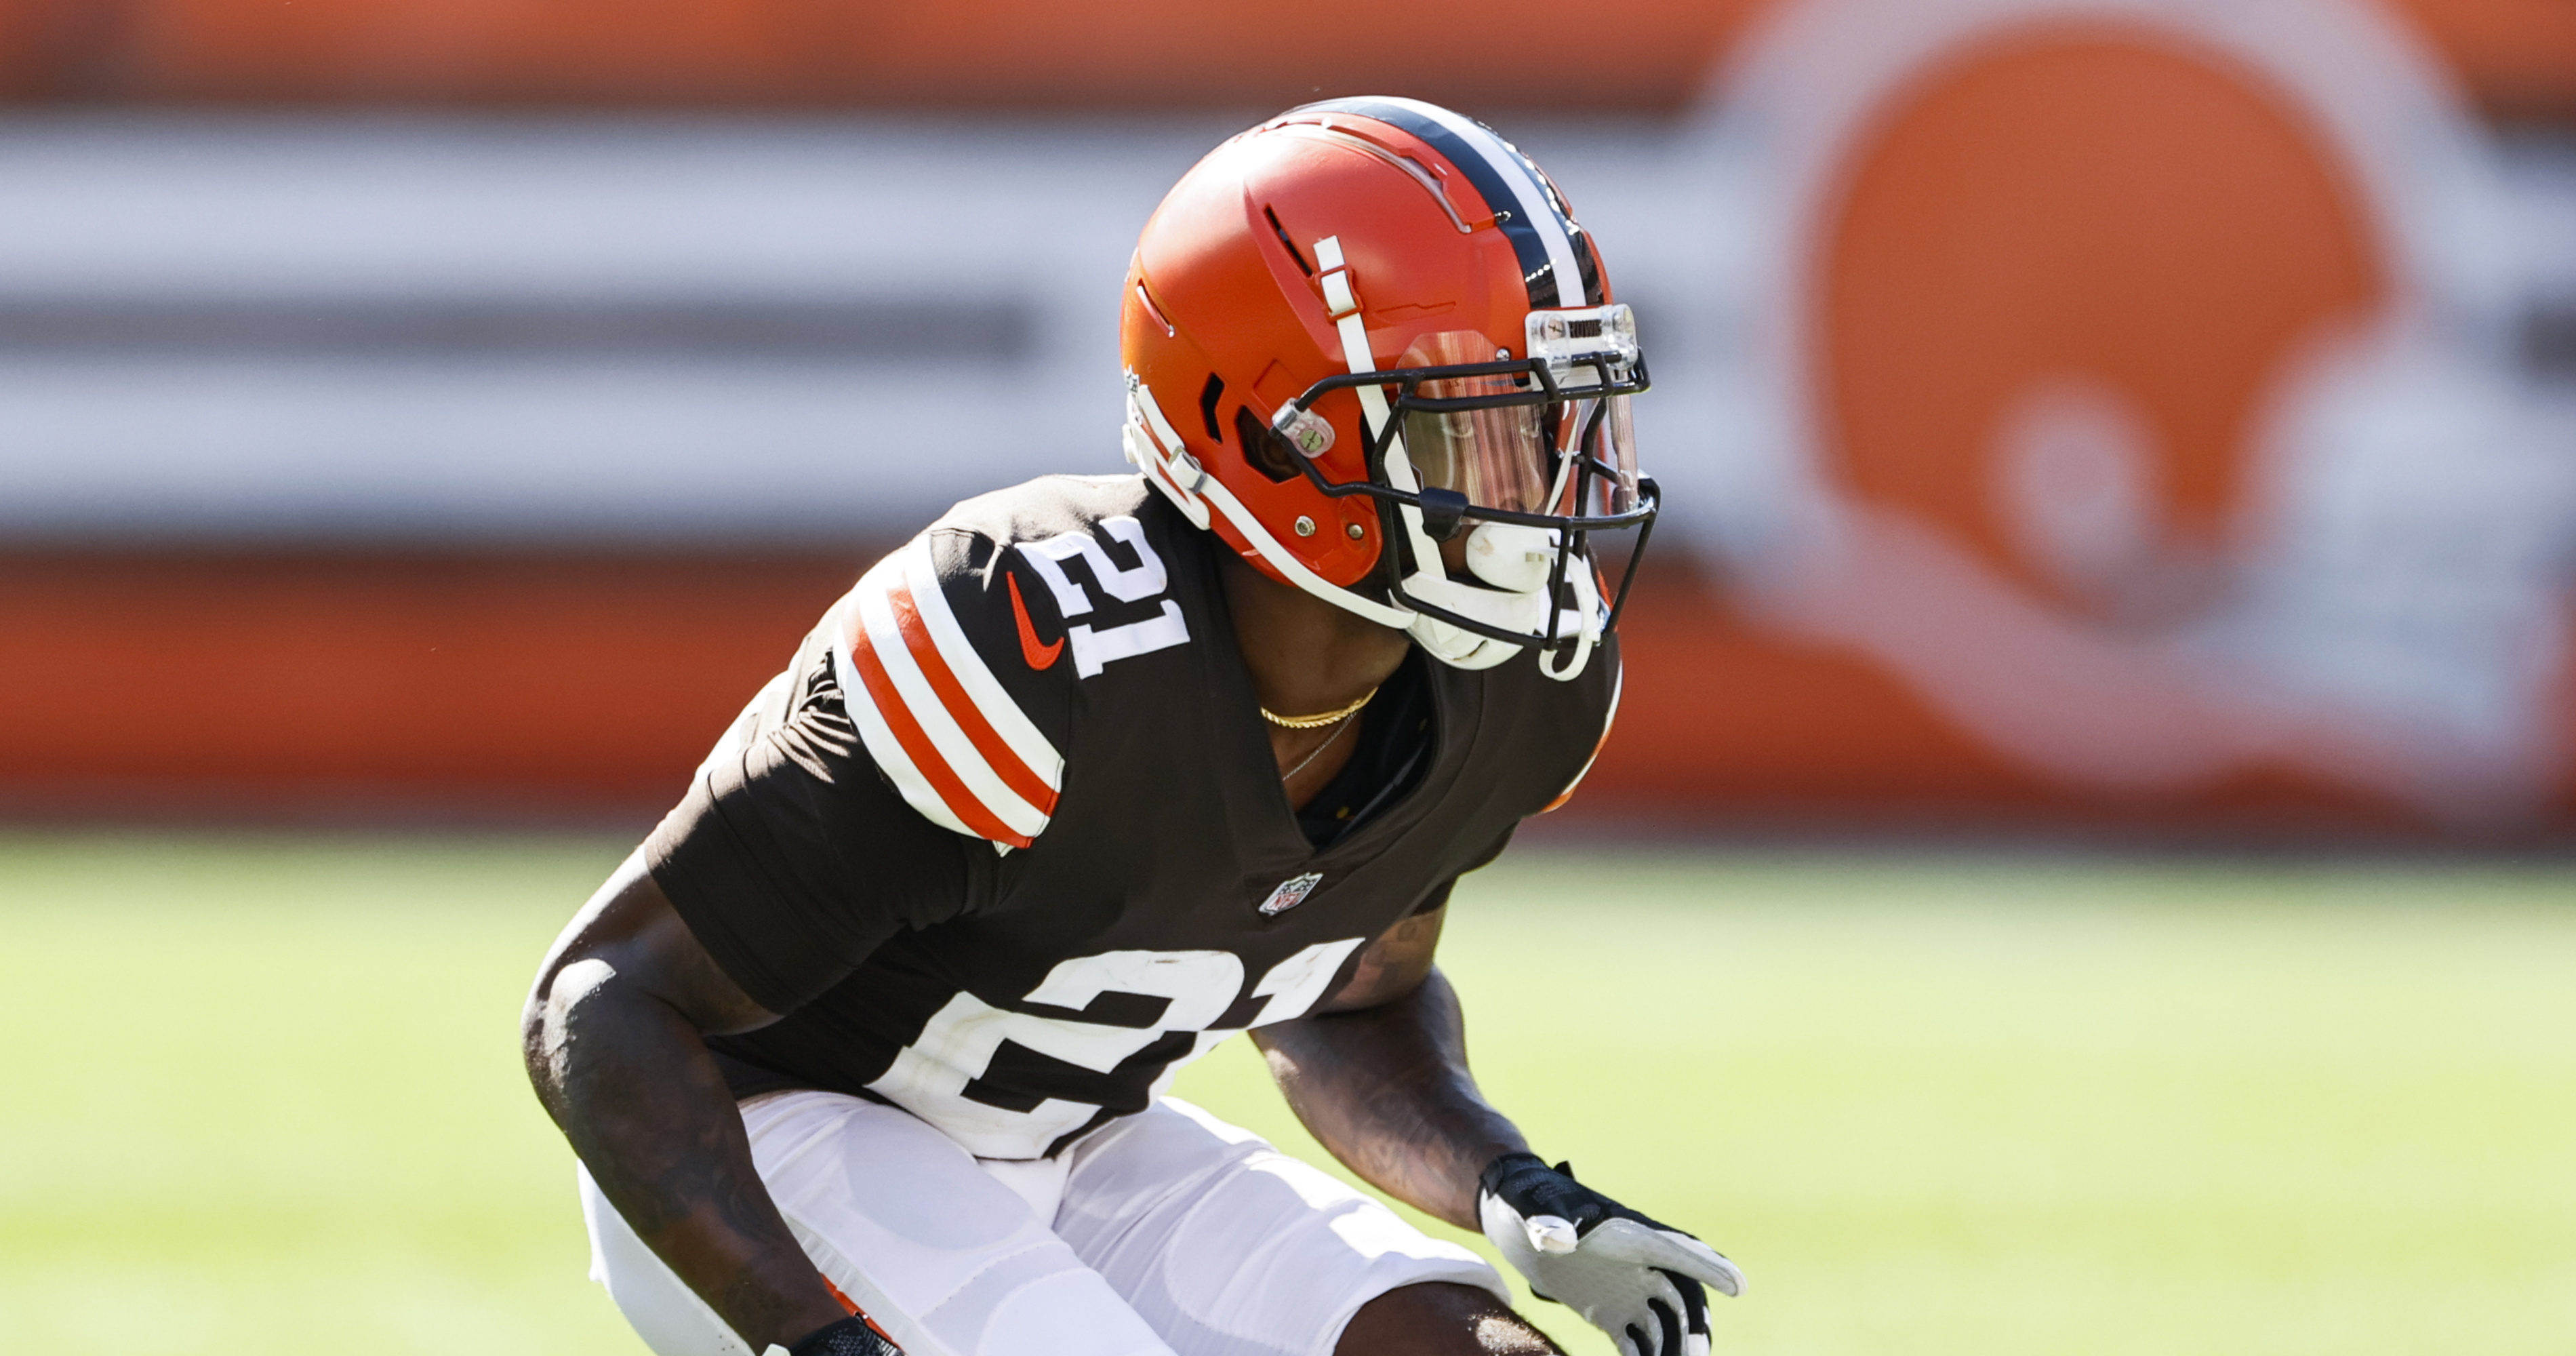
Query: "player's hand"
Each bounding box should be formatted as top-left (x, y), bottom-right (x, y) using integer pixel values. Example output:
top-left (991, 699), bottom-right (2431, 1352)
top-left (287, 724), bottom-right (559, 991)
top-left (764, 1314), bottom-right (903, 1356)
top-left (1476, 1153), bottom-right (1744, 1356)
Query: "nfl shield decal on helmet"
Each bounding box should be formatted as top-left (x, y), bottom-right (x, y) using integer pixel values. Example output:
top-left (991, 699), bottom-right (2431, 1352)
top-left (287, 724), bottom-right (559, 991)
top-left (1258, 872), bottom-right (1324, 916)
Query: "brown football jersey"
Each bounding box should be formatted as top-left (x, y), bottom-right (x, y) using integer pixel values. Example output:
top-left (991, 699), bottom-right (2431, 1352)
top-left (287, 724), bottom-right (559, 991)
top-left (647, 473), bottom-right (1617, 1159)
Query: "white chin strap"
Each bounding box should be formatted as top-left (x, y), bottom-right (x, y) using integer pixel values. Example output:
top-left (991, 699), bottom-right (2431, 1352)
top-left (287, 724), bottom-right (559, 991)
top-left (1407, 557), bottom-right (1601, 677)
top-left (1123, 233), bottom-right (1600, 681)
top-left (1426, 522), bottom-right (1604, 679)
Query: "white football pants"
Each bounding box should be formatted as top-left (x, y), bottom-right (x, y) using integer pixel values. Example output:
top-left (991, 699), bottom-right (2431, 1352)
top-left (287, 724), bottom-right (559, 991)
top-left (580, 1091), bottom-right (1506, 1356)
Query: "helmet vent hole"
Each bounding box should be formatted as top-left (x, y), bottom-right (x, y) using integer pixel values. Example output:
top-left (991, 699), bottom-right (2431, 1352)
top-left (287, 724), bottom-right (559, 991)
top-left (1198, 372), bottom-right (1226, 442)
top-left (1263, 205), bottom-right (1313, 277)
top-left (1233, 405), bottom-right (1300, 484)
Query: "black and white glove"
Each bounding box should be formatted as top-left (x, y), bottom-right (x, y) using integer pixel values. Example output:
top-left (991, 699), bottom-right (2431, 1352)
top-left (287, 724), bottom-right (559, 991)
top-left (764, 1314), bottom-right (902, 1356)
top-left (1478, 1153), bottom-right (1744, 1356)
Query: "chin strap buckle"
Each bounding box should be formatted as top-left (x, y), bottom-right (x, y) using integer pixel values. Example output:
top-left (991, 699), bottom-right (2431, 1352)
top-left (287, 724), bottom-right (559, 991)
top-left (1123, 372), bottom-right (1213, 530)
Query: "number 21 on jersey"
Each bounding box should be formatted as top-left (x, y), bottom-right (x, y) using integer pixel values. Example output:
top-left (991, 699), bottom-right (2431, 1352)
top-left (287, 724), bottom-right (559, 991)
top-left (1015, 515), bottom-right (1190, 679)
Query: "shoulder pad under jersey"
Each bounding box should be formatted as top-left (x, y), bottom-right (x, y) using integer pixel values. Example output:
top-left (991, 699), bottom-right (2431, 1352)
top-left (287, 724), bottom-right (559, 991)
top-left (1542, 655), bottom-right (1622, 814)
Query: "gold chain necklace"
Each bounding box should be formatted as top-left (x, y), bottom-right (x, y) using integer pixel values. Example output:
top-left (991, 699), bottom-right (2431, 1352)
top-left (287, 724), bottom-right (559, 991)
top-left (1261, 685), bottom-right (1380, 730)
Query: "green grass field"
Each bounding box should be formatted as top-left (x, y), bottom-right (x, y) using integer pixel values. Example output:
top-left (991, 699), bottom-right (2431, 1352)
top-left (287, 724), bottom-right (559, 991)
top-left (2, 833), bottom-right (2571, 1355)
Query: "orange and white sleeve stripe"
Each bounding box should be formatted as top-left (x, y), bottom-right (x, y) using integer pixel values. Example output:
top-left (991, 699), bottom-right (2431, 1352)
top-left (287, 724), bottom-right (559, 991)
top-left (831, 539), bottom-right (1064, 849)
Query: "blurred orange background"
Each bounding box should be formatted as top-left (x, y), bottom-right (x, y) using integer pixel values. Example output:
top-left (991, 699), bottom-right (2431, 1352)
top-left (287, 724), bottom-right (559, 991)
top-left (1, 0), bottom-right (2569, 117)
top-left (1, 0), bottom-right (2571, 839)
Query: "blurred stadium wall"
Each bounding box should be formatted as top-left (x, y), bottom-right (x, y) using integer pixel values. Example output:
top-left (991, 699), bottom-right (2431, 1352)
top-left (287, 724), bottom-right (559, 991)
top-left (0, 0), bottom-right (2571, 838)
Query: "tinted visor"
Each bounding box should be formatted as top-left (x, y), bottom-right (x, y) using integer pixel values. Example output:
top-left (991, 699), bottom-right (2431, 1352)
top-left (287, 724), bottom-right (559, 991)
top-left (1395, 330), bottom-right (1639, 519)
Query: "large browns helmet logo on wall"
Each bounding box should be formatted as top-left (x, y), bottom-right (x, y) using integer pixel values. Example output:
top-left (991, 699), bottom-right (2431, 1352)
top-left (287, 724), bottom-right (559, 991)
top-left (1662, 0), bottom-right (2575, 824)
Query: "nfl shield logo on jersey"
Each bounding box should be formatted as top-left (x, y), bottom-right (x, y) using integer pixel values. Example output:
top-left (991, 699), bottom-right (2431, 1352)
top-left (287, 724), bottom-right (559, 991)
top-left (1257, 872), bottom-right (1324, 916)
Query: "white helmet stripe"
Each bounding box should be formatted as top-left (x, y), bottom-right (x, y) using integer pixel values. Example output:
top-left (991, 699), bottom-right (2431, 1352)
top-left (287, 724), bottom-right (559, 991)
top-left (1317, 96), bottom-right (1592, 310)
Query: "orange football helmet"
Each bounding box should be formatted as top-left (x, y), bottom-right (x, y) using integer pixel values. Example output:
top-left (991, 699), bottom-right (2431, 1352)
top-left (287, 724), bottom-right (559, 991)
top-left (1121, 96), bottom-right (1656, 680)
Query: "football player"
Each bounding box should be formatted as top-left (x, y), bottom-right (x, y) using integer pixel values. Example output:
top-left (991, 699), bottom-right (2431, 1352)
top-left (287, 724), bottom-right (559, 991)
top-left (523, 97), bottom-right (1742, 1356)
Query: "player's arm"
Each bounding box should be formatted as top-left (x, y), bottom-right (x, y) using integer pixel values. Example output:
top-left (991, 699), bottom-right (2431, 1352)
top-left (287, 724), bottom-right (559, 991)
top-left (1253, 905), bottom-right (1744, 1356)
top-left (521, 851), bottom-right (854, 1353)
top-left (1249, 905), bottom-right (1510, 1230)
top-left (518, 525), bottom-right (1046, 1353)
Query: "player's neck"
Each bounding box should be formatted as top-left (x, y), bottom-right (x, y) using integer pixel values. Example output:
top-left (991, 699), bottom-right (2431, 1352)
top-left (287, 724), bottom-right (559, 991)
top-left (1217, 552), bottom-right (1411, 721)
